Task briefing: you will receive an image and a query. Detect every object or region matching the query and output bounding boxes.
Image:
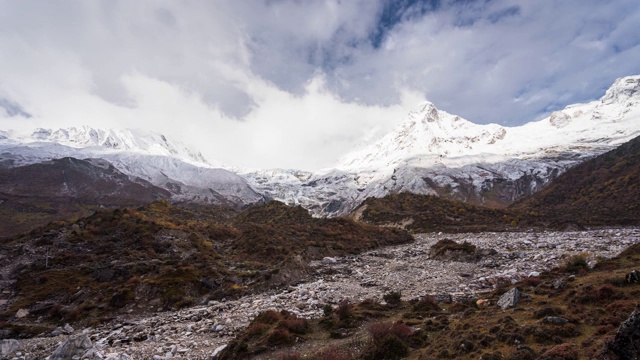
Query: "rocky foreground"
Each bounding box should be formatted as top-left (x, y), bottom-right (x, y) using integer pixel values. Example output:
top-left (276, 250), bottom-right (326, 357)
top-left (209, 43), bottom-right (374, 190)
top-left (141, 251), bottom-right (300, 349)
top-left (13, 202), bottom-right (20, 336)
top-left (3, 228), bottom-right (639, 359)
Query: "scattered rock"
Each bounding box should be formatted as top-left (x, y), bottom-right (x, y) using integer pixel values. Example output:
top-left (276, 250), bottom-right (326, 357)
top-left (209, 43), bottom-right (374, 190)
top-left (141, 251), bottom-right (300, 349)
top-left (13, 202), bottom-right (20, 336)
top-left (15, 309), bottom-right (29, 318)
top-left (497, 288), bottom-right (521, 310)
top-left (2, 228), bottom-right (639, 358)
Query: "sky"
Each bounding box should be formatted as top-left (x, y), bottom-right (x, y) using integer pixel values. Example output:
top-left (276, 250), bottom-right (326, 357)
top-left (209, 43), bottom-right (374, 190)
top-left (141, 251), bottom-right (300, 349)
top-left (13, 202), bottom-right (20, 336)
top-left (1, 0), bottom-right (639, 170)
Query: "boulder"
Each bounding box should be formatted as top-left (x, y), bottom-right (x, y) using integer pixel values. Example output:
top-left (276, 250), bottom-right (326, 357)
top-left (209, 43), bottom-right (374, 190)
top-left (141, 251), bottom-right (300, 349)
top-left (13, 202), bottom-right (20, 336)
top-left (0, 339), bottom-right (21, 357)
top-left (15, 308), bottom-right (29, 318)
top-left (322, 257), bottom-right (338, 265)
top-left (49, 335), bottom-right (93, 360)
top-left (542, 316), bottom-right (569, 325)
top-left (601, 306), bottom-right (640, 359)
top-left (625, 270), bottom-right (640, 284)
top-left (497, 288), bottom-right (521, 310)
top-left (211, 344), bottom-right (227, 359)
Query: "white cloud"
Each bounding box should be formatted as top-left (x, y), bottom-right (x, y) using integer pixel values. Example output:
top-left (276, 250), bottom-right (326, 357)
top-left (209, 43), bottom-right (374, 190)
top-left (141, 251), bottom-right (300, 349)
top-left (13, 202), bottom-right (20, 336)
top-left (0, 0), bottom-right (639, 169)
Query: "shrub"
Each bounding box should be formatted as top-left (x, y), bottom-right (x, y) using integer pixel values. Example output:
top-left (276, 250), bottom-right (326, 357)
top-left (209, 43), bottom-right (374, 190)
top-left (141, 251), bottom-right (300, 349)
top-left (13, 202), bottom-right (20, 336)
top-left (540, 343), bottom-right (578, 360)
top-left (246, 322), bottom-right (270, 337)
top-left (522, 276), bottom-right (542, 287)
top-left (281, 318), bottom-right (309, 335)
top-left (365, 334), bottom-right (408, 360)
top-left (368, 321), bottom-right (393, 344)
top-left (562, 253), bottom-right (590, 273)
top-left (383, 291), bottom-right (402, 305)
top-left (323, 304), bottom-right (333, 316)
top-left (255, 310), bottom-right (282, 324)
top-left (412, 296), bottom-right (439, 313)
top-left (368, 321), bottom-right (413, 345)
top-left (597, 284), bottom-right (616, 299)
top-left (268, 328), bottom-right (293, 345)
top-left (337, 300), bottom-right (352, 321)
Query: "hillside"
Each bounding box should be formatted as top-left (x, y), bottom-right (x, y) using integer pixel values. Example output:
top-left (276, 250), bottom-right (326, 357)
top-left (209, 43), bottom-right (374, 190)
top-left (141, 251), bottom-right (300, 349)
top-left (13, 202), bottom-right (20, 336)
top-left (352, 135), bottom-right (640, 231)
top-left (512, 135), bottom-right (640, 226)
top-left (0, 157), bottom-right (171, 238)
top-left (353, 193), bottom-right (518, 233)
top-left (0, 201), bottom-right (412, 336)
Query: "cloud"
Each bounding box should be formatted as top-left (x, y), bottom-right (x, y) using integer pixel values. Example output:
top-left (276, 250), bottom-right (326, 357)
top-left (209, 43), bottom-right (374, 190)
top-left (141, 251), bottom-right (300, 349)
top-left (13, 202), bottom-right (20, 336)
top-left (0, 0), bottom-right (639, 169)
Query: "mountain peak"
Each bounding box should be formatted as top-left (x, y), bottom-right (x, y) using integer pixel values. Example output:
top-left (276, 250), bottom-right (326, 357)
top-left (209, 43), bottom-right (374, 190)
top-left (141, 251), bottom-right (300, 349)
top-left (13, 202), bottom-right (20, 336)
top-left (601, 75), bottom-right (640, 105)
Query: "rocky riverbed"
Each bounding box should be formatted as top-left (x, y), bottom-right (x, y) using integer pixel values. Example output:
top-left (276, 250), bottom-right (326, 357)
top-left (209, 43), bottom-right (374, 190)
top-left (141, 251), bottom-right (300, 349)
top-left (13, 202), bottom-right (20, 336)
top-left (4, 228), bottom-right (639, 359)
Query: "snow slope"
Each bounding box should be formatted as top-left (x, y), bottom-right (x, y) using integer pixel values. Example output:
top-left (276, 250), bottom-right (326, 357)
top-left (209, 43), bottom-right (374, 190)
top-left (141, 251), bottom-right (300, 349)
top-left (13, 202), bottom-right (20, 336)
top-left (0, 127), bottom-right (264, 207)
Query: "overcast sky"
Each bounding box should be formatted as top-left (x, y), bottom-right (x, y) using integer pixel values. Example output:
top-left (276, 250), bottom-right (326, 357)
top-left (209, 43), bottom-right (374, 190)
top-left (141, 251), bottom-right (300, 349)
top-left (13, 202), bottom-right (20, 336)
top-left (1, 1), bottom-right (639, 170)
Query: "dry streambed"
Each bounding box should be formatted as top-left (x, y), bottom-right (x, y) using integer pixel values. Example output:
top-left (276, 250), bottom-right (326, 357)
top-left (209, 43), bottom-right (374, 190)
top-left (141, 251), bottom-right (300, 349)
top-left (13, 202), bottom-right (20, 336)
top-left (7, 228), bottom-right (640, 359)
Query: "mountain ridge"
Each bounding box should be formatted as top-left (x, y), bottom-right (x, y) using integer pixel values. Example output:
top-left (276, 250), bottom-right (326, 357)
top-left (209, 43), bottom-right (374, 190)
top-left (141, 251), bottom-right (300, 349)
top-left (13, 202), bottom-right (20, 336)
top-left (243, 75), bottom-right (640, 216)
top-left (1, 75), bottom-right (640, 220)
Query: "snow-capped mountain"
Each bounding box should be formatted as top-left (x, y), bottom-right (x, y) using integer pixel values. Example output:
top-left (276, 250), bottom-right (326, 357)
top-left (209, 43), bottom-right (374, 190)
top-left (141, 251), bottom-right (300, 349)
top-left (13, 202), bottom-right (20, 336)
top-left (0, 127), bottom-right (265, 207)
top-left (2, 76), bottom-right (639, 217)
top-left (242, 75), bottom-right (640, 216)
top-left (2, 126), bottom-right (215, 167)
top-left (339, 76), bottom-right (640, 171)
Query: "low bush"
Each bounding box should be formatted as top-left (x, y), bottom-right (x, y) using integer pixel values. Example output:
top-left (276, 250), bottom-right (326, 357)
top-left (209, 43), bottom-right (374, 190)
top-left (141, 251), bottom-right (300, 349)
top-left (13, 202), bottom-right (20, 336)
top-left (562, 253), bottom-right (590, 273)
top-left (383, 291), bottom-right (402, 305)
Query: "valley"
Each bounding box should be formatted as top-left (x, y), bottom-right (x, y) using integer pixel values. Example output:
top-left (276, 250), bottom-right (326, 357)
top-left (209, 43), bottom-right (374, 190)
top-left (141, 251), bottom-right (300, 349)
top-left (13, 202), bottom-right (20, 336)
top-left (5, 228), bottom-right (639, 359)
top-left (0, 76), bottom-right (639, 359)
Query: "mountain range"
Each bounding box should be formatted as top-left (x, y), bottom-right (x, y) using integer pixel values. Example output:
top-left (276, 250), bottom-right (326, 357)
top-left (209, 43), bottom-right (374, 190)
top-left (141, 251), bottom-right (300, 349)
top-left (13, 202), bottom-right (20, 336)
top-left (1, 75), bottom-right (639, 235)
top-left (242, 75), bottom-right (640, 215)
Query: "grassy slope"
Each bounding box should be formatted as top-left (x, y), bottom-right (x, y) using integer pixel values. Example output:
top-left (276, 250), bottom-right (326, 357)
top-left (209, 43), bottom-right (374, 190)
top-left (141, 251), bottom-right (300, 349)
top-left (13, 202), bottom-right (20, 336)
top-left (354, 135), bottom-right (640, 232)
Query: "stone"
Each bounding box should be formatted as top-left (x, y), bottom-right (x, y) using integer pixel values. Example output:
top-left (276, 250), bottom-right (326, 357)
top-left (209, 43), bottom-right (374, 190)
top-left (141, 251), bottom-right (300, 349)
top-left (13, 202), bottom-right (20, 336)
top-left (82, 347), bottom-right (104, 359)
top-left (49, 335), bottom-right (93, 360)
top-left (626, 269), bottom-right (640, 284)
top-left (601, 306), bottom-right (640, 359)
top-left (552, 278), bottom-right (566, 290)
top-left (542, 316), bottom-right (569, 325)
top-left (64, 323), bottom-right (75, 334)
top-left (211, 344), bottom-right (227, 359)
top-left (322, 257), bottom-right (338, 264)
top-left (15, 309), bottom-right (28, 318)
top-left (497, 288), bottom-right (521, 310)
top-left (0, 339), bottom-right (21, 357)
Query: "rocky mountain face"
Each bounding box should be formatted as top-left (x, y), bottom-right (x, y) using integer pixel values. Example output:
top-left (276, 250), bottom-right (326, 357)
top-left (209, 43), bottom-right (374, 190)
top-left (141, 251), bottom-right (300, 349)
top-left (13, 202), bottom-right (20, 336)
top-left (243, 75), bottom-right (640, 216)
top-left (0, 127), bottom-right (266, 210)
